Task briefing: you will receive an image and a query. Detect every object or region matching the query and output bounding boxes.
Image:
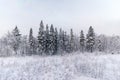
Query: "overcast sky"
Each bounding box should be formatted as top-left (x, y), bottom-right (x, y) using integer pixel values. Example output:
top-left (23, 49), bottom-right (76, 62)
top-left (0, 0), bottom-right (120, 37)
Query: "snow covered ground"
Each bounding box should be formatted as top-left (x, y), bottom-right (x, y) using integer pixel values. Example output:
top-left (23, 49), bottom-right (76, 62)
top-left (0, 52), bottom-right (120, 80)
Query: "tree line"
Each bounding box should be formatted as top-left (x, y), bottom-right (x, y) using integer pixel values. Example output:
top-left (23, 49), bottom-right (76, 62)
top-left (0, 20), bottom-right (119, 56)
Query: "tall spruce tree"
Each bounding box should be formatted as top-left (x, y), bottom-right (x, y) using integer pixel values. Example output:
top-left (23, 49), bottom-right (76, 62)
top-left (58, 28), bottom-right (64, 53)
top-left (49, 24), bottom-right (55, 55)
top-left (80, 30), bottom-right (85, 53)
top-left (54, 28), bottom-right (58, 54)
top-left (38, 21), bottom-right (45, 55)
top-left (86, 26), bottom-right (95, 52)
top-left (70, 29), bottom-right (75, 52)
top-left (12, 26), bottom-right (21, 54)
top-left (45, 24), bottom-right (50, 55)
top-left (29, 28), bottom-right (35, 55)
top-left (62, 31), bottom-right (66, 51)
top-left (62, 31), bottom-right (65, 51)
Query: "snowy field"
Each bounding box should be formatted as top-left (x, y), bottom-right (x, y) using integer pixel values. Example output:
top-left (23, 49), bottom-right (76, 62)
top-left (0, 52), bottom-right (120, 80)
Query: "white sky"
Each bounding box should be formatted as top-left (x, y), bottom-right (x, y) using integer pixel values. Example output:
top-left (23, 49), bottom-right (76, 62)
top-left (0, 0), bottom-right (120, 37)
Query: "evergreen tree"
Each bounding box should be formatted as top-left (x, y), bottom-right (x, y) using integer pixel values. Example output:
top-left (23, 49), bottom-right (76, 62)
top-left (49, 24), bottom-right (55, 55)
top-left (70, 29), bottom-right (75, 52)
top-left (45, 24), bottom-right (50, 55)
top-left (38, 21), bottom-right (46, 55)
top-left (12, 26), bottom-right (21, 54)
top-left (54, 28), bottom-right (58, 54)
top-left (62, 31), bottom-right (66, 51)
top-left (80, 30), bottom-right (85, 53)
top-left (29, 28), bottom-right (35, 55)
top-left (62, 31), bottom-right (65, 51)
top-left (58, 28), bottom-right (64, 53)
top-left (86, 26), bottom-right (95, 52)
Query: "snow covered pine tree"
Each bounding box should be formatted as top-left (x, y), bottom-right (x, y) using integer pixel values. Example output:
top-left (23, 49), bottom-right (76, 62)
top-left (54, 28), bottom-right (58, 54)
top-left (70, 29), bottom-right (75, 52)
top-left (49, 24), bottom-right (55, 55)
top-left (80, 30), bottom-right (85, 53)
top-left (58, 28), bottom-right (64, 53)
top-left (29, 28), bottom-right (36, 55)
top-left (45, 24), bottom-right (50, 55)
top-left (86, 26), bottom-right (95, 53)
top-left (38, 21), bottom-right (46, 55)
